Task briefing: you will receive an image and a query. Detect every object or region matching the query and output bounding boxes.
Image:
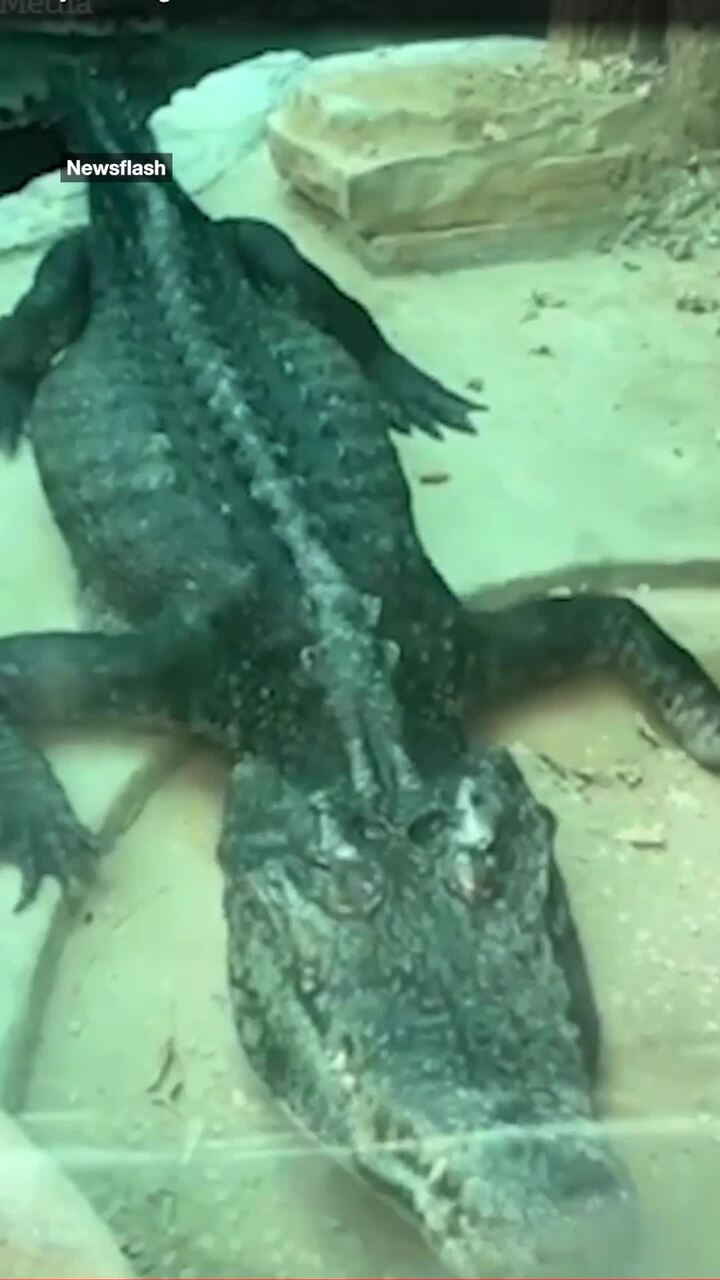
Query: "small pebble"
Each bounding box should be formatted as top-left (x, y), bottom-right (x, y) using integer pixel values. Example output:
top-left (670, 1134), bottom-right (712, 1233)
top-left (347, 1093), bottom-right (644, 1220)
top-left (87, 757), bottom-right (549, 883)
top-left (531, 289), bottom-right (566, 309)
top-left (636, 715), bottom-right (661, 748)
top-left (482, 121), bottom-right (508, 143)
top-left (666, 235), bottom-right (694, 261)
top-left (676, 290), bottom-right (719, 314)
top-left (618, 823), bottom-right (667, 849)
top-left (613, 763), bottom-right (643, 788)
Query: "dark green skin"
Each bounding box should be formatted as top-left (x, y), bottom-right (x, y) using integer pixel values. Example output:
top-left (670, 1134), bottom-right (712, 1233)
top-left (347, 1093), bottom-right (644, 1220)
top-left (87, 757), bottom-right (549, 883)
top-left (2, 69), bottom-right (720, 1277)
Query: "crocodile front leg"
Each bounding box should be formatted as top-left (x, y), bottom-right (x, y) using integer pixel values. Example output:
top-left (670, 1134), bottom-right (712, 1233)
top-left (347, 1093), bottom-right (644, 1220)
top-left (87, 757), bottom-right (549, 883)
top-left (462, 593), bottom-right (720, 769)
top-left (0, 622), bottom-right (203, 910)
top-left (218, 216), bottom-right (485, 439)
top-left (0, 230), bottom-right (90, 454)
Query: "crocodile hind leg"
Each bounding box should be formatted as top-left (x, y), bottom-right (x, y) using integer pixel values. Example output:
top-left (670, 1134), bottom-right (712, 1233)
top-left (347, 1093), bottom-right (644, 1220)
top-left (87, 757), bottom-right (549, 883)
top-left (0, 229), bottom-right (90, 454)
top-left (462, 593), bottom-right (720, 770)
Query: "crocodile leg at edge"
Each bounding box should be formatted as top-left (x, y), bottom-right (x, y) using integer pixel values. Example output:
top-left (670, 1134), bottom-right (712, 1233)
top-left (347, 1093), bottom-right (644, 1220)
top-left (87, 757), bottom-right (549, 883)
top-left (0, 625), bottom-right (191, 909)
top-left (462, 593), bottom-right (720, 769)
top-left (0, 230), bottom-right (91, 454)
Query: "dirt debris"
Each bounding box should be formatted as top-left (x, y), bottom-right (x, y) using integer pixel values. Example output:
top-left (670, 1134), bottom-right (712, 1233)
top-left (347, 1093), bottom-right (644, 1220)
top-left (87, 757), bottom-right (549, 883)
top-left (614, 152), bottom-right (720, 258)
top-left (530, 289), bottom-right (567, 310)
top-left (675, 289), bottom-right (720, 314)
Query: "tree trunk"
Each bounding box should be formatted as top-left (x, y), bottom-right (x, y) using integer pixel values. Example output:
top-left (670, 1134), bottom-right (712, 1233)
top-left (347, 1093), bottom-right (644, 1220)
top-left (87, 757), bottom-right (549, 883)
top-left (666, 0), bottom-right (720, 146)
top-left (548, 0), bottom-right (666, 59)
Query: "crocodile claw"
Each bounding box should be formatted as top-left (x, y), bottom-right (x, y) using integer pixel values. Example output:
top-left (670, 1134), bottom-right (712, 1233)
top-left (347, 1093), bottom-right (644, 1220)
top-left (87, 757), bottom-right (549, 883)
top-left (370, 347), bottom-right (486, 438)
top-left (1, 791), bottom-right (99, 913)
top-left (0, 375), bottom-right (32, 456)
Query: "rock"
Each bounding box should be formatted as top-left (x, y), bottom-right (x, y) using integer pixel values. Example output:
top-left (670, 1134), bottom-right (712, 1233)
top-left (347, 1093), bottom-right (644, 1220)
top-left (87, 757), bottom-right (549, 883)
top-left (665, 24), bottom-right (720, 150)
top-left (617, 824), bottom-right (667, 850)
top-left (0, 51), bottom-right (308, 256)
top-left (614, 151), bottom-right (720, 258)
top-left (267, 39), bottom-right (660, 271)
top-left (531, 289), bottom-right (567, 308)
top-left (335, 212), bottom-right (627, 274)
top-left (578, 59), bottom-right (604, 87)
top-left (666, 235), bottom-right (695, 261)
top-left (0, 174), bottom-right (88, 260)
top-left (613, 763), bottom-right (643, 788)
top-left (481, 121), bottom-right (508, 143)
top-left (151, 52), bottom-right (308, 195)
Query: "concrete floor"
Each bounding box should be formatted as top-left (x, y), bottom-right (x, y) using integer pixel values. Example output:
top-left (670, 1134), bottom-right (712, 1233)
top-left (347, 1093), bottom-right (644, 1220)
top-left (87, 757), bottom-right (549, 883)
top-left (0, 110), bottom-right (720, 1278)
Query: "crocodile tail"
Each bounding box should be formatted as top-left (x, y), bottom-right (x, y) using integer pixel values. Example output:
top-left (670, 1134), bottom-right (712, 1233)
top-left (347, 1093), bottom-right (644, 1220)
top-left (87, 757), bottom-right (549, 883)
top-left (45, 52), bottom-right (158, 156)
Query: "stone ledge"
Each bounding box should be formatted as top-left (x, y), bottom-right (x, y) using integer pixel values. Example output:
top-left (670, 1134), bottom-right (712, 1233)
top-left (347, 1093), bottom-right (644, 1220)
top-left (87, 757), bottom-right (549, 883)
top-left (289, 196), bottom-right (626, 273)
top-left (267, 41), bottom-right (670, 271)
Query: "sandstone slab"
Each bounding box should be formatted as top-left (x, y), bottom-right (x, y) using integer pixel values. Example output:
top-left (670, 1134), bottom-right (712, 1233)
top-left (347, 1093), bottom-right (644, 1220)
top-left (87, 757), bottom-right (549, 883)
top-left (267, 41), bottom-right (670, 271)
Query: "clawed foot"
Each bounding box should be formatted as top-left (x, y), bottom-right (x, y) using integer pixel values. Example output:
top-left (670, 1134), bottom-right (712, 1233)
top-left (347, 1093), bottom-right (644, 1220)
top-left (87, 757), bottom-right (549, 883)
top-left (0, 375), bottom-right (32, 456)
top-left (371, 348), bottom-right (486, 439)
top-left (0, 789), bottom-right (99, 913)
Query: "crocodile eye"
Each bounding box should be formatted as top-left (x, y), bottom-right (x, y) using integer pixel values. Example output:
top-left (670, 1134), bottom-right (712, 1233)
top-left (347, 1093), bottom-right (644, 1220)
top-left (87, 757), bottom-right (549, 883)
top-left (407, 808), bottom-right (446, 845)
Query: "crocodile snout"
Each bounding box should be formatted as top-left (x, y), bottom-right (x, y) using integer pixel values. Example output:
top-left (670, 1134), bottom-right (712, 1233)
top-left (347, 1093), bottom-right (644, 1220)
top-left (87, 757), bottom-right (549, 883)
top-left (441, 1130), bottom-right (639, 1278)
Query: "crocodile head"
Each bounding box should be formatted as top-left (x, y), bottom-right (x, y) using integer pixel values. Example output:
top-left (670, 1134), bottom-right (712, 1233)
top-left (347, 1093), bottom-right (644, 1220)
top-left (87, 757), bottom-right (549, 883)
top-left (221, 744), bottom-right (637, 1277)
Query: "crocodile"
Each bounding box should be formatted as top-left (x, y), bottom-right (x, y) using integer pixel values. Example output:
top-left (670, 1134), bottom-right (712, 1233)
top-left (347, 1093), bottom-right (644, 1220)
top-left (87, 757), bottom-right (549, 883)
top-left (2, 65), bottom-right (720, 1277)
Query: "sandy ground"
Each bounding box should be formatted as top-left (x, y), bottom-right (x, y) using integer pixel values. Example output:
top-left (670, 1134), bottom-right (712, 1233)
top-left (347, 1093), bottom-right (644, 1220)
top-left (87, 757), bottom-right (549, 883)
top-left (0, 136), bottom-right (719, 1277)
